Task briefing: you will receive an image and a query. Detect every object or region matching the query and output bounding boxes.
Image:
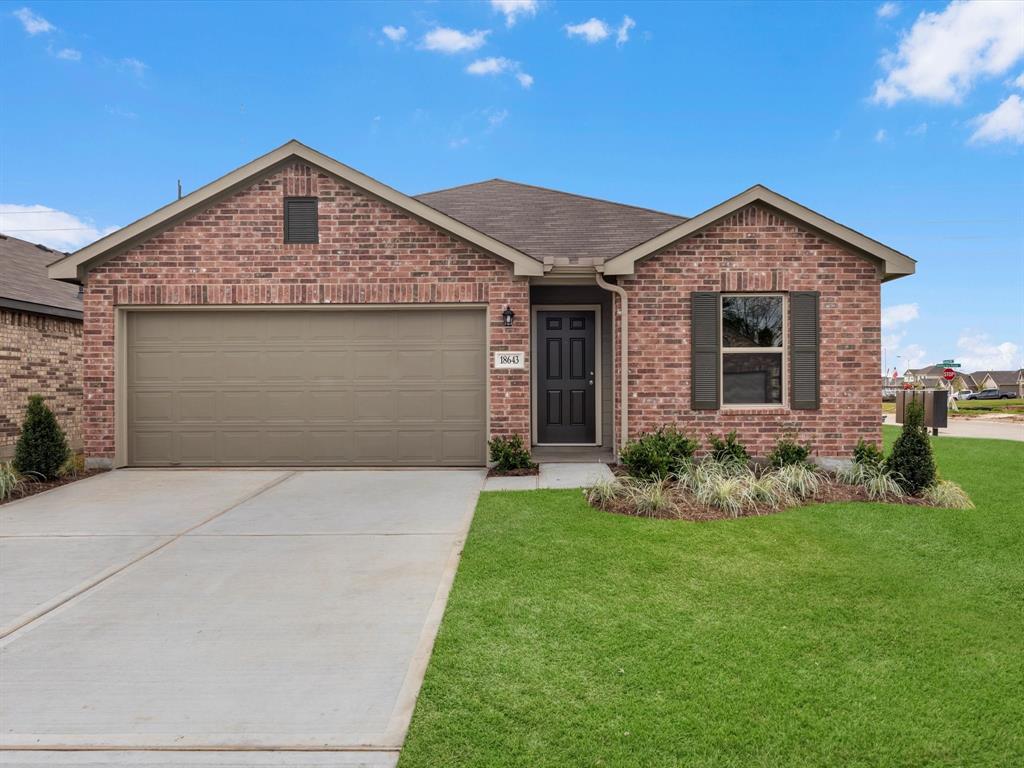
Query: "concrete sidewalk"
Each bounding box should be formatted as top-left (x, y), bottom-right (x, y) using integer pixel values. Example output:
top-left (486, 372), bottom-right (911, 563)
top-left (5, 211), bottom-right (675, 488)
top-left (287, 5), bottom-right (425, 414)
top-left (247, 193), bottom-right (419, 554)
top-left (884, 413), bottom-right (1024, 441)
top-left (1, 468), bottom-right (486, 766)
top-left (483, 462), bottom-right (615, 491)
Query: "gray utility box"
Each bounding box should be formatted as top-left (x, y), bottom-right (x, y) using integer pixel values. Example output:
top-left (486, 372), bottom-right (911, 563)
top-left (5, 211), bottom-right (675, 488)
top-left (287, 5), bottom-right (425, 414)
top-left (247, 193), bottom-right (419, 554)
top-left (895, 389), bottom-right (948, 429)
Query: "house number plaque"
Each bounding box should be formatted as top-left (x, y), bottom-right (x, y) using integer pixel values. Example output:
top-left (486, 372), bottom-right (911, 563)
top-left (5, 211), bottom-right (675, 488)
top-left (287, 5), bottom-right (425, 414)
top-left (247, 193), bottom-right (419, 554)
top-left (494, 351), bottom-right (525, 370)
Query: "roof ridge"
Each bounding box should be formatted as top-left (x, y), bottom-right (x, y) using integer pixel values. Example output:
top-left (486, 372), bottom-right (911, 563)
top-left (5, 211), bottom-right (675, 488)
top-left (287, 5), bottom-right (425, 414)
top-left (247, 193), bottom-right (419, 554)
top-left (418, 178), bottom-right (687, 220)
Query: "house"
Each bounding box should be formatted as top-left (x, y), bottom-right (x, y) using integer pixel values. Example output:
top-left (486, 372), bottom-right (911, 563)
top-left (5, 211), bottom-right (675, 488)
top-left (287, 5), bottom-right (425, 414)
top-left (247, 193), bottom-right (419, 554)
top-left (1, 234), bottom-right (83, 459)
top-left (969, 370), bottom-right (1024, 398)
top-left (47, 140), bottom-right (915, 469)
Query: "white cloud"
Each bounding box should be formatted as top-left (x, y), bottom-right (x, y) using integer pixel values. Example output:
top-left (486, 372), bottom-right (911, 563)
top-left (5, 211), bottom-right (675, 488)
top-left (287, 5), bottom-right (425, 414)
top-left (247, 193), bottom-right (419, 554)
top-left (491, 0), bottom-right (538, 28)
top-left (969, 93), bottom-right (1024, 144)
top-left (13, 7), bottom-right (54, 35)
top-left (105, 105), bottom-right (138, 119)
top-left (565, 18), bottom-right (610, 44)
top-left (877, 2), bottom-right (900, 19)
top-left (897, 343), bottom-right (929, 371)
top-left (956, 331), bottom-right (1022, 369)
top-left (0, 204), bottom-right (118, 251)
top-left (53, 46), bottom-right (81, 61)
top-left (906, 121), bottom-right (928, 135)
top-left (616, 16), bottom-right (636, 46)
top-left (119, 57), bottom-right (148, 77)
top-left (872, 0), bottom-right (1024, 105)
top-left (875, 128), bottom-right (889, 142)
top-left (467, 57), bottom-right (510, 75)
top-left (449, 137), bottom-right (469, 149)
top-left (882, 303), bottom-right (920, 328)
top-left (466, 57), bottom-right (533, 88)
top-left (1014, 72), bottom-right (1024, 89)
top-left (382, 25), bottom-right (407, 43)
top-left (422, 27), bottom-right (489, 54)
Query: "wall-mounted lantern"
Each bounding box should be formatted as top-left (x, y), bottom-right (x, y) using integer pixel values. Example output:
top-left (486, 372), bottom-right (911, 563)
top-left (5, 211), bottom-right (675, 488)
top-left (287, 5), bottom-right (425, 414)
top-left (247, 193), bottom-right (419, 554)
top-left (502, 306), bottom-right (515, 327)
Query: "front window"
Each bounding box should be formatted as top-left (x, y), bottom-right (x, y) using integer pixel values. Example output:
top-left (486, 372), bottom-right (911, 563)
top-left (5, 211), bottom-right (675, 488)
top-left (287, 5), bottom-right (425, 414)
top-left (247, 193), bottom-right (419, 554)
top-left (721, 294), bottom-right (784, 405)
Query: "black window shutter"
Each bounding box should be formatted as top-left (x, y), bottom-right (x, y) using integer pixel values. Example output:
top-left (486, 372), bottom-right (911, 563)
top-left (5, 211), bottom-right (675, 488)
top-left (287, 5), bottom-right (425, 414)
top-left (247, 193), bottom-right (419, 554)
top-left (790, 291), bottom-right (821, 409)
top-left (284, 197), bottom-right (318, 243)
top-left (691, 292), bottom-right (721, 410)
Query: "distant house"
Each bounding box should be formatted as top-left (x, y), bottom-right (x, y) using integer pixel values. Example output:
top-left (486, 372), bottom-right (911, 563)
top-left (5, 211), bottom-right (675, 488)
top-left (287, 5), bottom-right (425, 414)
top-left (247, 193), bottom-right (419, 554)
top-left (0, 234), bottom-right (83, 459)
top-left (969, 370), bottom-right (1024, 398)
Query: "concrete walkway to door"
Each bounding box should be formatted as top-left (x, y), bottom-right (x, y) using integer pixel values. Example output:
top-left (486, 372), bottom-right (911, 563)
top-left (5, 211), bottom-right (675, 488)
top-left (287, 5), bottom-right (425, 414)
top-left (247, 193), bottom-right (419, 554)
top-left (0, 468), bottom-right (485, 767)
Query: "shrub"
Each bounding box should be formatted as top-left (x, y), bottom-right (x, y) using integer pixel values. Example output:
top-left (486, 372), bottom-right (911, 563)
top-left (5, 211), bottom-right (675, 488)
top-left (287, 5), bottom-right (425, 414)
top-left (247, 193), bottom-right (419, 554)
top-left (886, 401), bottom-right (936, 495)
top-left (13, 396), bottom-right (69, 481)
top-left (1, 463), bottom-right (29, 502)
top-left (488, 434), bottom-right (534, 472)
top-left (620, 426), bottom-right (699, 479)
top-left (839, 461), bottom-right (905, 501)
top-left (923, 480), bottom-right (975, 510)
top-left (707, 431), bottom-right (749, 466)
top-left (852, 439), bottom-right (885, 468)
top-left (623, 479), bottom-right (678, 517)
top-left (584, 477), bottom-right (624, 507)
top-left (767, 437), bottom-right (812, 468)
top-left (774, 463), bottom-right (822, 499)
top-left (59, 452), bottom-right (85, 478)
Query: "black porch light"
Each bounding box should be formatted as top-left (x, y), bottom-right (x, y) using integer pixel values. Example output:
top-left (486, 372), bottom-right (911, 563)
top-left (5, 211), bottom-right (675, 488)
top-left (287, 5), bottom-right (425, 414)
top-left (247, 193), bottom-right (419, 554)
top-left (502, 306), bottom-right (515, 327)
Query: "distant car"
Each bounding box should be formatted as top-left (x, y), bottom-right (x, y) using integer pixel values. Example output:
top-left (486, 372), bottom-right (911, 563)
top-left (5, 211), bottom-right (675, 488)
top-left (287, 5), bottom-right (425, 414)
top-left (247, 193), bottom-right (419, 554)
top-left (966, 388), bottom-right (1015, 400)
top-left (951, 389), bottom-right (974, 400)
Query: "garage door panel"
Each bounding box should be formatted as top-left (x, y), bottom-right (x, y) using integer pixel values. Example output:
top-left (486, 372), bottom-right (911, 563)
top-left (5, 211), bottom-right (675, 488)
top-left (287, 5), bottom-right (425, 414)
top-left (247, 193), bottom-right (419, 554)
top-left (126, 309), bottom-right (485, 466)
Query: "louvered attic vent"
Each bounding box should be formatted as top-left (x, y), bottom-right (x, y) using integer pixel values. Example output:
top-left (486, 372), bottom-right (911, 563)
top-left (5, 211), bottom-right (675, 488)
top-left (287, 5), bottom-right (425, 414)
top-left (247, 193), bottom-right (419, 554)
top-left (284, 197), bottom-right (318, 244)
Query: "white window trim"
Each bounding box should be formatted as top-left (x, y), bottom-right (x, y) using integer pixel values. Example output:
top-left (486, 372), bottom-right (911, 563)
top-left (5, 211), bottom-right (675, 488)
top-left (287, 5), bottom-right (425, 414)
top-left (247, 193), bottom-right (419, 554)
top-left (719, 293), bottom-right (787, 409)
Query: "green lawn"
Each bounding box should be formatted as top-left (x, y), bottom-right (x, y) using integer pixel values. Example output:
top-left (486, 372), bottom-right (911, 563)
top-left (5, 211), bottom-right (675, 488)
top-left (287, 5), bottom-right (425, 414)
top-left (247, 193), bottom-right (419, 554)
top-left (882, 398), bottom-right (1024, 416)
top-left (400, 429), bottom-right (1024, 767)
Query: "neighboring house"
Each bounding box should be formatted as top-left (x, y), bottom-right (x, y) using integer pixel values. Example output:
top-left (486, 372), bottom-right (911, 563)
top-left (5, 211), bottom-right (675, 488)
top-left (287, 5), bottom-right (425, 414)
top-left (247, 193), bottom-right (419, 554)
top-left (48, 141), bottom-right (915, 469)
top-left (1, 234), bottom-right (83, 459)
top-left (969, 370), bottom-right (1024, 397)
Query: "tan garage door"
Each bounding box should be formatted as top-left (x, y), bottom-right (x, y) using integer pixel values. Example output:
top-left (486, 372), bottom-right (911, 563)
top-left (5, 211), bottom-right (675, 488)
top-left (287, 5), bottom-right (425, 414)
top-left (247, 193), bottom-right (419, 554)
top-left (126, 308), bottom-right (486, 466)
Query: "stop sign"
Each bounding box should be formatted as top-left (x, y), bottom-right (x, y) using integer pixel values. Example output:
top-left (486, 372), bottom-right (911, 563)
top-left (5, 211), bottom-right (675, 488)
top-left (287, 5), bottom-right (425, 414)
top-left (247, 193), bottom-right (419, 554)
top-left (942, 367), bottom-right (956, 381)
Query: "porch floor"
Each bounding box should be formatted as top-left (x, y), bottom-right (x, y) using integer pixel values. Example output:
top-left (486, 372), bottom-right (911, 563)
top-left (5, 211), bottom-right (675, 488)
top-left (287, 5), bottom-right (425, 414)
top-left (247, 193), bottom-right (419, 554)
top-left (530, 446), bottom-right (615, 464)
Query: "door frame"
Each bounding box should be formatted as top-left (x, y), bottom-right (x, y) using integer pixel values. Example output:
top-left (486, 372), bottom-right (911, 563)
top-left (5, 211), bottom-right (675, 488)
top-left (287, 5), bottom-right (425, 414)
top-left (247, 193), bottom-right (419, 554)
top-left (530, 304), bottom-right (602, 447)
top-left (113, 304), bottom-right (490, 468)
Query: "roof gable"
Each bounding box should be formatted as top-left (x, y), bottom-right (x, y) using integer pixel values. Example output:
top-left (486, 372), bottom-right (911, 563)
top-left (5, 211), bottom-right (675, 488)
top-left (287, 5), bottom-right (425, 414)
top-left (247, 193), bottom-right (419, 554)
top-left (416, 179), bottom-right (685, 267)
top-left (48, 140), bottom-right (543, 283)
top-left (601, 185), bottom-right (915, 281)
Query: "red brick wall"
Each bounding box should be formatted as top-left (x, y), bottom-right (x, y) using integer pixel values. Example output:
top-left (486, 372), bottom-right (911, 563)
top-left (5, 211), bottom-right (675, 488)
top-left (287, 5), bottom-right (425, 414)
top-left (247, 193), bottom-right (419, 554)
top-left (82, 162), bottom-right (530, 463)
top-left (1, 309), bottom-right (83, 459)
top-left (615, 203), bottom-right (881, 458)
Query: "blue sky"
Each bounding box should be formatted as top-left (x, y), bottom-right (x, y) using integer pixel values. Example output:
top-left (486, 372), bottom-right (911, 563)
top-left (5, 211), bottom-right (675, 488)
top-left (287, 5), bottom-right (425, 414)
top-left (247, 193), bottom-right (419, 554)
top-left (2, 0), bottom-right (1022, 373)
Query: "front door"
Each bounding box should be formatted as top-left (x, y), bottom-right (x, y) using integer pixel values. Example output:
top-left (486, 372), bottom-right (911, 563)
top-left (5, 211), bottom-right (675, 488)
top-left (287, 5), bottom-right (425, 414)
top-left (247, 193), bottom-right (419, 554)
top-left (536, 310), bottom-right (596, 444)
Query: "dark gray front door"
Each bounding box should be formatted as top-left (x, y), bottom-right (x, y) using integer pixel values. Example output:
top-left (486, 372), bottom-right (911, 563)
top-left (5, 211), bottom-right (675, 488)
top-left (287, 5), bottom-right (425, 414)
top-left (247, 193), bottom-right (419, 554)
top-left (536, 310), bottom-right (596, 444)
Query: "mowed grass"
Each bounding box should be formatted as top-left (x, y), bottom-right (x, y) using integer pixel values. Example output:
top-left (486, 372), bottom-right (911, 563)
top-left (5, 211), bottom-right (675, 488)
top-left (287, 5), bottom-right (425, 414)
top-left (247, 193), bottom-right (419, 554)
top-left (399, 429), bottom-right (1024, 768)
top-left (882, 398), bottom-right (1024, 416)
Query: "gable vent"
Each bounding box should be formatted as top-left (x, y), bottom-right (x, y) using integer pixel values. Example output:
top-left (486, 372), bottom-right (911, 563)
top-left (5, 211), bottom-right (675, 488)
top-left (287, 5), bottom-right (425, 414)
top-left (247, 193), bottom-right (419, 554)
top-left (284, 197), bottom-right (318, 244)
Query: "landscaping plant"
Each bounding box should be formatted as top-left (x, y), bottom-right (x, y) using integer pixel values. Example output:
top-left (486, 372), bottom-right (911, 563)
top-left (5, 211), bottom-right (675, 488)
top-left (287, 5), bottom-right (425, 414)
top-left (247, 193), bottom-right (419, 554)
top-left (923, 480), bottom-right (975, 510)
top-left (488, 434), bottom-right (535, 472)
top-left (886, 401), bottom-right (936, 495)
top-left (0, 463), bottom-right (28, 502)
top-left (767, 436), bottom-right (812, 468)
top-left (774, 463), bottom-right (822, 499)
top-left (852, 438), bottom-right (885, 469)
top-left (620, 426), bottom-right (699, 479)
top-left (706, 431), bottom-right (749, 465)
top-left (13, 395), bottom-right (69, 481)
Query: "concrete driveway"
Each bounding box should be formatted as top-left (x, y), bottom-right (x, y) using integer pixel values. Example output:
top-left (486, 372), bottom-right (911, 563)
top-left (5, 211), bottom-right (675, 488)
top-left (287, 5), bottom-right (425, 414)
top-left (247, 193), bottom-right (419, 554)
top-left (0, 468), bottom-right (485, 766)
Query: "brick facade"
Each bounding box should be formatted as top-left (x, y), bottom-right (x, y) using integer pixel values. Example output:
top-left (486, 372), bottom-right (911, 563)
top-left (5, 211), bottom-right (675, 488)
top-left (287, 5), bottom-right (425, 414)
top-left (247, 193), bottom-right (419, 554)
top-left (1, 309), bottom-right (83, 459)
top-left (82, 162), bottom-right (530, 462)
top-left (614, 203), bottom-right (881, 458)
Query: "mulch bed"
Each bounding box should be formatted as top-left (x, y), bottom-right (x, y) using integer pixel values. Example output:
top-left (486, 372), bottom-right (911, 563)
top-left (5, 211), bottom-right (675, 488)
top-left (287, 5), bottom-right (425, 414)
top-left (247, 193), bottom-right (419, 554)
top-left (590, 474), bottom-right (933, 522)
top-left (487, 464), bottom-right (540, 478)
top-left (1, 469), bottom-right (108, 505)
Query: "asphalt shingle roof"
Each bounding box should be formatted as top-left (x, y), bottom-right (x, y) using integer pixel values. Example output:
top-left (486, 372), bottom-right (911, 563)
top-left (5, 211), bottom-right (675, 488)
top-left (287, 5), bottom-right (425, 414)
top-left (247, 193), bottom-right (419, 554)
top-left (0, 233), bottom-right (82, 318)
top-left (416, 179), bottom-right (686, 266)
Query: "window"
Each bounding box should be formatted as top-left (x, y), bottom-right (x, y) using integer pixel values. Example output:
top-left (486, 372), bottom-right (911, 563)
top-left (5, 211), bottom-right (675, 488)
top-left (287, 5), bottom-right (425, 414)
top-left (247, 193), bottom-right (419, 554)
top-left (284, 197), bottom-right (318, 243)
top-left (721, 294), bottom-right (784, 405)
